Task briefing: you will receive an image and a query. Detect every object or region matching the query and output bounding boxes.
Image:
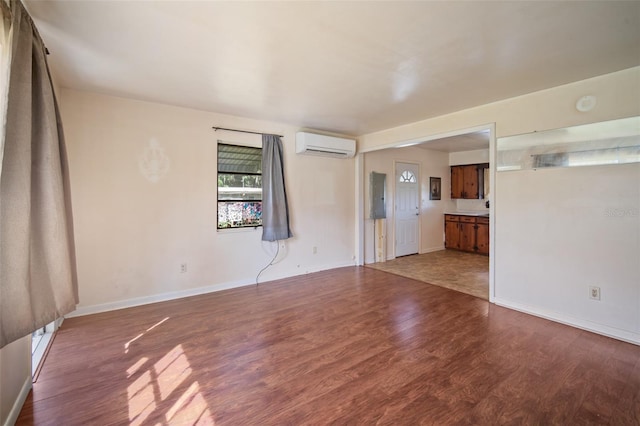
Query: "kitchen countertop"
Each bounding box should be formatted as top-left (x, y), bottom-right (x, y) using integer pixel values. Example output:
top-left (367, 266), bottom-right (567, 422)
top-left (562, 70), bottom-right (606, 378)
top-left (444, 211), bottom-right (490, 217)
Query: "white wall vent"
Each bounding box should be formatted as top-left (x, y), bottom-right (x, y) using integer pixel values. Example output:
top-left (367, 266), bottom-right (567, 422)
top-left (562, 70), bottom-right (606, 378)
top-left (295, 132), bottom-right (356, 158)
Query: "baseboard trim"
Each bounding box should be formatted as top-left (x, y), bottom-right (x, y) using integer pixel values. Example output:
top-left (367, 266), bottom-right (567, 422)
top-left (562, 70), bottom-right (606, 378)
top-left (384, 246), bottom-right (446, 261)
top-left (420, 246), bottom-right (445, 254)
top-left (67, 262), bottom-right (356, 318)
top-left (494, 298), bottom-right (640, 346)
top-left (4, 376), bottom-right (31, 426)
top-left (67, 279), bottom-right (258, 317)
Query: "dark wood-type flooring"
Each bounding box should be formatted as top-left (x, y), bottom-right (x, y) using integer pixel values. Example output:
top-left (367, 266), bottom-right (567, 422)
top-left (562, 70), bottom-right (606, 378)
top-left (17, 267), bottom-right (640, 425)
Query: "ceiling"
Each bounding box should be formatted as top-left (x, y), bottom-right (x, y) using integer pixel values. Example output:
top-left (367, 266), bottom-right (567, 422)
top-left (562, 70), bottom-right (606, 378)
top-left (24, 1), bottom-right (640, 137)
top-left (417, 131), bottom-right (490, 153)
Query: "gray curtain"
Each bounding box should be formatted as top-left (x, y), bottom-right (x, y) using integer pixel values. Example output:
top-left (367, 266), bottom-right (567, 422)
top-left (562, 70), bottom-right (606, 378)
top-left (0, 0), bottom-right (78, 349)
top-left (261, 134), bottom-right (292, 242)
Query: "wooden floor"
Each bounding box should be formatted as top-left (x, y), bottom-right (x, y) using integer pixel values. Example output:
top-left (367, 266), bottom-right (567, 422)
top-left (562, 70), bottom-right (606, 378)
top-left (366, 250), bottom-right (489, 300)
top-left (17, 267), bottom-right (640, 425)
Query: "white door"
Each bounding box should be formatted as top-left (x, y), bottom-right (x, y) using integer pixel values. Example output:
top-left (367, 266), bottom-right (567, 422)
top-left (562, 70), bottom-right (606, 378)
top-left (395, 163), bottom-right (420, 257)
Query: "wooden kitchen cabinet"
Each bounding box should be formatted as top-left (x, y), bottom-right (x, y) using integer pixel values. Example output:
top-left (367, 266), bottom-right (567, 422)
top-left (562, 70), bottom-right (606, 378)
top-left (450, 163), bottom-right (489, 199)
top-left (462, 166), bottom-right (479, 199)
top-left (450, 167), bottom-right (465, 199)
top-left (444, 214), bottom-right (489, 255)
top-left (444, 215), bottom-right (460, 249)
top-left (458, 216), bottom-right (477, 253)
top-left (475, 217), bottom-right (490, 255)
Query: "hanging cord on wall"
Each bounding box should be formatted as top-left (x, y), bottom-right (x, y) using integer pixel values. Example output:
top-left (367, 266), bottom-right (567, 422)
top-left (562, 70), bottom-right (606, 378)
top-left (256, 240), bottom-right (280, 285)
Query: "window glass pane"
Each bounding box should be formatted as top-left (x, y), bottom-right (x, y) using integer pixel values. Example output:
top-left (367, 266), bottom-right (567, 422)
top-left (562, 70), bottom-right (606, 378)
top-left (217, 173), bottom-right (262, 189)
top-left (497, 117), bottom-right (640, 172)
top-left (218, 143), bottom-right (262, 174)
top-left (399, 170), bottom-right (416, 183)
top-left (217, 201), bottom-right (262, 229)
top-left (218, 187), bottom-right (262, 201)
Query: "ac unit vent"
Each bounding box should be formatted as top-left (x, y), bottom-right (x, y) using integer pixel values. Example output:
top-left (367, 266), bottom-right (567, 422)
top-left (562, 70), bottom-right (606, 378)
top-left (295, 132), bottom-right (356, 158)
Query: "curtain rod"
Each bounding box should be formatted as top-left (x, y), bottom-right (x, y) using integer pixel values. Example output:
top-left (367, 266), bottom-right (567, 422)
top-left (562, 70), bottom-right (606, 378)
top-left (212, 126), bottom-right (283, 138)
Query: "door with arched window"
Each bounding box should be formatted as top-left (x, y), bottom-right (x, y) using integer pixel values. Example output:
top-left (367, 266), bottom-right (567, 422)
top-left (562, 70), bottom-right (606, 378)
top-left (395, 162), bottom-right (420, 257)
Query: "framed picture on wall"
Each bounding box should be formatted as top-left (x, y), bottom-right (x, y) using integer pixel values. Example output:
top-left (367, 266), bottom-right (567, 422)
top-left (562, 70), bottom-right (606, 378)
top-left (430, 177), bottom-right (441, 200)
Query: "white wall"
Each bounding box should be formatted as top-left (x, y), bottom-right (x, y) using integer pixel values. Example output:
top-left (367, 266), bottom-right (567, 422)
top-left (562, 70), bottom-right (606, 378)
top-left (59, 89), bottom-right (356, 314)
top-left (0, 336), bottom-right (31, 426)
top-left (495, 164), bottom-right (640, 343)
top-left (358, 67), bottom-right (640, 344)
top-left (449, 149), bottom-right (490, 166)
top-left (363, 146), bottom-right (454, 263)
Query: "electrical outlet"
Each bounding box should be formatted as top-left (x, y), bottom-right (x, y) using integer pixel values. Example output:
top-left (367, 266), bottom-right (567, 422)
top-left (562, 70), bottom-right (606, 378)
top-left (589, 286), bottom-right (600, 300)
top-left (313, 246), bottom-right (317, 254)
top-left (180, 263), bottom-right (187, 273)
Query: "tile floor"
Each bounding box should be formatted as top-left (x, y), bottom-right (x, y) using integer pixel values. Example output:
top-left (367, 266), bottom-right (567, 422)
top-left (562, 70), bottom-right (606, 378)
top-left (366, 249), bottom-right (489, 299)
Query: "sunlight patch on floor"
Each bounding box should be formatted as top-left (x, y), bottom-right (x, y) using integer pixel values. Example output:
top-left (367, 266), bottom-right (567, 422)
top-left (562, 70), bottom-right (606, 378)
top-left (127, 344), bottom-right (215, 425)
top-left (124, 317), bottom-right (171, 353)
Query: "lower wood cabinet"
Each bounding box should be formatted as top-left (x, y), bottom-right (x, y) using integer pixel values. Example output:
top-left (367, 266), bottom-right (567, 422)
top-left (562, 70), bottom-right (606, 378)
top-left (444, 218), bottom-right (460, 250)
top-left (475, 218), bottom-right (489, 255)
top-left (444, 214), bottom-right (489, 255)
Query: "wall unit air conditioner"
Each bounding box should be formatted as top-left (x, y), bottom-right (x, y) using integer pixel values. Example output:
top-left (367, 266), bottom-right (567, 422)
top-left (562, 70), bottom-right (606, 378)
top-left (295, 132), bottom-right (356, 158)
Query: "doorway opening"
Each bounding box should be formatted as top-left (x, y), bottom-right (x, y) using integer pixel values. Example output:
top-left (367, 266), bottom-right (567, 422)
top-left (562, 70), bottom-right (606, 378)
top-left (360, 123), bottom-right (495, 301)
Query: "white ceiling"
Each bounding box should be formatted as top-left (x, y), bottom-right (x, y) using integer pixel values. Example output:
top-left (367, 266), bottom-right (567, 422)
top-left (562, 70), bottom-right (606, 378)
top-left (417, 131), bottom-right (490, 153)
top-left (24, 1), bottom-right (640, 137)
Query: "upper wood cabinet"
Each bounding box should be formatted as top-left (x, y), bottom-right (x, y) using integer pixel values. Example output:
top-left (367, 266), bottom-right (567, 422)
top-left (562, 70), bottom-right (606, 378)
top-left (450, 167), bottom-right (465, 199)
top-left (450, 163), bottom-right (489, 199)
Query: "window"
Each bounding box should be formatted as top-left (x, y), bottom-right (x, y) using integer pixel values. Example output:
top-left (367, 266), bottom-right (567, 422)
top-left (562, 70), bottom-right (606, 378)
top-left (399, 170), bottom-right (416, 183)
top-left (217, 143), bottom-right (262, 229)
top-left (532, 146), bottom-right (640, 169)
top-left (497, 117), bottom-right (640, 172)
top-left (32, 320), bottom-right (58, 380)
